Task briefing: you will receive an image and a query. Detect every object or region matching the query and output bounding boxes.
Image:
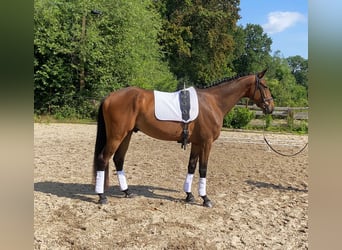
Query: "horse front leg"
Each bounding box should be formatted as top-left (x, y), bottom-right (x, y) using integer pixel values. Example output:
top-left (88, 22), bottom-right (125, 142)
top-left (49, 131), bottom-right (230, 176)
top-left (183, 145), bottom-right (199, 203)
top-left (198, 142), bottom-right (213, 208)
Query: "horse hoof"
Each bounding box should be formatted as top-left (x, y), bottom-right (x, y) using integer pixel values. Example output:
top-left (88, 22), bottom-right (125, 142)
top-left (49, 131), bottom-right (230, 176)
top-left (201, 196), bottom-right (213, 208)
top-left (125, 192), bottom-right (135, 198)
top-left (203, 200), bottom-right (213, 208)
top-left (185, 192), bottom-right (195, 203)
top-left (185, 197), bottom-right (195, 203)
top-left (123, 189), bottom-right (135, 198)
top-left (98, 197), bottom-right (108, 205)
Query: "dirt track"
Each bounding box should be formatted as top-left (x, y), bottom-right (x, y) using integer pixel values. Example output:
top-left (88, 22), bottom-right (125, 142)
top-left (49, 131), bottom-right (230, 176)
top-left (34, 123), bottom-right (308, 249)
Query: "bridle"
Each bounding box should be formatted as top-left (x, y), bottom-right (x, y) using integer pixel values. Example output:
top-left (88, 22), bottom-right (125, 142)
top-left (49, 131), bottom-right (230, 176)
top-left (253, 74), bottom-right (273, 113)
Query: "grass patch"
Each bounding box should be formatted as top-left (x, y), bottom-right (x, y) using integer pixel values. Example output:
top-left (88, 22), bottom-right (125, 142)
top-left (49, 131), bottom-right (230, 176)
top-left (246, 118), bottom-right (308, 135)
top-left (34, 114), bottom-right (95, 125)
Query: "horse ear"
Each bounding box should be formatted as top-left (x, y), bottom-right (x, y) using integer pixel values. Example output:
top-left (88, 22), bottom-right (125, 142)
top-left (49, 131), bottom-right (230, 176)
top-left (257, 68), bottom-right (268, 78)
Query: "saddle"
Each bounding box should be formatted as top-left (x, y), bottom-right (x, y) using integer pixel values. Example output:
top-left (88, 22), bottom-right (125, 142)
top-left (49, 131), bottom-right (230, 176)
top-left (154, 87), bottom-right (199, 150)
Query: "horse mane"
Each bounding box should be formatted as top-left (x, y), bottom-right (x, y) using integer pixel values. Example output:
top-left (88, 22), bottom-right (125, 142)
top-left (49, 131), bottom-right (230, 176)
top-left (197, 72), bottom-right (253, 89)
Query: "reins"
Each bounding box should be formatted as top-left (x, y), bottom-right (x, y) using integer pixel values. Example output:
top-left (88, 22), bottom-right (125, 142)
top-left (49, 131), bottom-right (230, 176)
top-left (262, 120), bottom-right (308, 157)
top-left (253, 73), bottom-right (308, 157)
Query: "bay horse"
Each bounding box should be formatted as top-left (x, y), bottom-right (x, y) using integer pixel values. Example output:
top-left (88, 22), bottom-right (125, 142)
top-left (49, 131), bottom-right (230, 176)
top-left (93, 69), bottom-right (274, 207)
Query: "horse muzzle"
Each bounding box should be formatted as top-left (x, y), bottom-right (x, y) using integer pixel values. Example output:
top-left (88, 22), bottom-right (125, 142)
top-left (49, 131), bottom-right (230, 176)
top-left (262, 100), bottom-right (274, 114)
top-left (264, 105), bottom-right (274, 114)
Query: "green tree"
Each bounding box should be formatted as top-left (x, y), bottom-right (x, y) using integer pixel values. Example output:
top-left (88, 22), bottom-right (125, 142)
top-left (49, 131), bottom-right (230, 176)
top-left (233, 24), bottom-right (272, 74)
top-left (267, 52), bottom-right (308, 107)
top-left (34, 0), bottom-right (78, 114)
top-left (156, 0), bottom-right (241, 86)
top-left (287, 55), bottom-right (308, 90)
top-left (34, 0), bottom-right (177, 118)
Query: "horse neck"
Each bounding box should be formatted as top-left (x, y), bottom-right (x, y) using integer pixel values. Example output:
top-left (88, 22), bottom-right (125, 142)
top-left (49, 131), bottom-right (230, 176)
top-left (207, 76), bottom-right (253, 115)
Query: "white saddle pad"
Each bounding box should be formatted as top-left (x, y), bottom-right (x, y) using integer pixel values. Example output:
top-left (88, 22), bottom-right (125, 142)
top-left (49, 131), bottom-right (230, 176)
top-left (154, 87), bottom-right (199, 122)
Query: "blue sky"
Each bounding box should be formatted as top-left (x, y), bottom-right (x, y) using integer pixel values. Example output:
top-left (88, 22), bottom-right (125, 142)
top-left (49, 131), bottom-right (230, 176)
top-left (238, 0), bottom-right (308, 59)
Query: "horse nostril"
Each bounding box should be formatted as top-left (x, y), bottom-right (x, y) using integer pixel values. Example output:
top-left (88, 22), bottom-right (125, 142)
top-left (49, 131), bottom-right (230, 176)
top-left (268, 107), bottom-right (274, 114)
top-left (263, 104), bottom-right (273, 114)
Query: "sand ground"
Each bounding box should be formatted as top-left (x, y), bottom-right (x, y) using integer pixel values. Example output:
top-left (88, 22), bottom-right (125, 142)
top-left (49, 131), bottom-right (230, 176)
top-left (34, 123), bottom-right (308, 249)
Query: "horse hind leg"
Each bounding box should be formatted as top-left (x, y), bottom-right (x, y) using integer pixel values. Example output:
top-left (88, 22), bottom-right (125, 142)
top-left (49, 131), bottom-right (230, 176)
top-left (94, 160), bottom-right (109, 204)
top-left (94, 152), bottom-right (110, 204)
top-left (94, 141), bottom-right (113, 204)
top-left (95, 138), bottom-right (123, 204)
top-left (113, 131), bottom-right (134, 198)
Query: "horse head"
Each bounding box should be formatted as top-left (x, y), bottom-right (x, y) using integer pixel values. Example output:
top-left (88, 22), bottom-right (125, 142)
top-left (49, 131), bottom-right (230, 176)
top-left (252, 69), bottom-right (274, 114)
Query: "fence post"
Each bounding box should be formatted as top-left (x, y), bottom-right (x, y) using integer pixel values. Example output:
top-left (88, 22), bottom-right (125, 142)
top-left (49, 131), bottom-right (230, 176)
top-left (287, 108), bottom-right (294, 129)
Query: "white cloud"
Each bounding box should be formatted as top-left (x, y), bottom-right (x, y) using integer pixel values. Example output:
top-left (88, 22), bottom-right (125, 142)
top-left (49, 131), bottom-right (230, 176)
top-left (262, 11), bottom-right (306, 34)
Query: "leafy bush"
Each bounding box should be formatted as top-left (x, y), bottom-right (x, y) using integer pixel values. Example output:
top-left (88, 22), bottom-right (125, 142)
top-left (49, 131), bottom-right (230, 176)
top-left (223, 107), bottom-right (255, 129)
top-left (53, 105), bottom-right (79, 120)
top-left (34, 0), bottom-right (177, 119)
top-left (265, 114), bottom-right (273, 128)
top-left (223, 111), bottom-right (234, 128)
top-left (293, 121), bottom-right (308, 134)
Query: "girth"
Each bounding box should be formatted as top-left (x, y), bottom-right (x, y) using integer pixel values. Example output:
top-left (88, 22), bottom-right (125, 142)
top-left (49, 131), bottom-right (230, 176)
top-left (179, 89), bottom-right (191, 150)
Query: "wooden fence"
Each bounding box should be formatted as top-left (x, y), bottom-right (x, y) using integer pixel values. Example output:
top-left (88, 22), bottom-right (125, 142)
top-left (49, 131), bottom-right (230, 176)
top-left (235, 105), bottom-right (309, 120)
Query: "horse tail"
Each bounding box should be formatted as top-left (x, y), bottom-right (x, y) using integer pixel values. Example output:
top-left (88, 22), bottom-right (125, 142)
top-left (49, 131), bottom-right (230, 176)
top-left (93, 100), bottom-right (110, 190)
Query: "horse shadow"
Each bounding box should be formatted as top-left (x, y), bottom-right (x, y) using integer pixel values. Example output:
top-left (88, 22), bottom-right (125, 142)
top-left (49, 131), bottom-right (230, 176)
top-left (246, 180), bottom-right (308, 193)
top-left (34, 181), bottom-right (181, 204)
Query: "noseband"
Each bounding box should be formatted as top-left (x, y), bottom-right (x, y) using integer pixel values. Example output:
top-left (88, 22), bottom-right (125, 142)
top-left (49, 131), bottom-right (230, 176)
top-left (253, 74), bottom-right (273, 104)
